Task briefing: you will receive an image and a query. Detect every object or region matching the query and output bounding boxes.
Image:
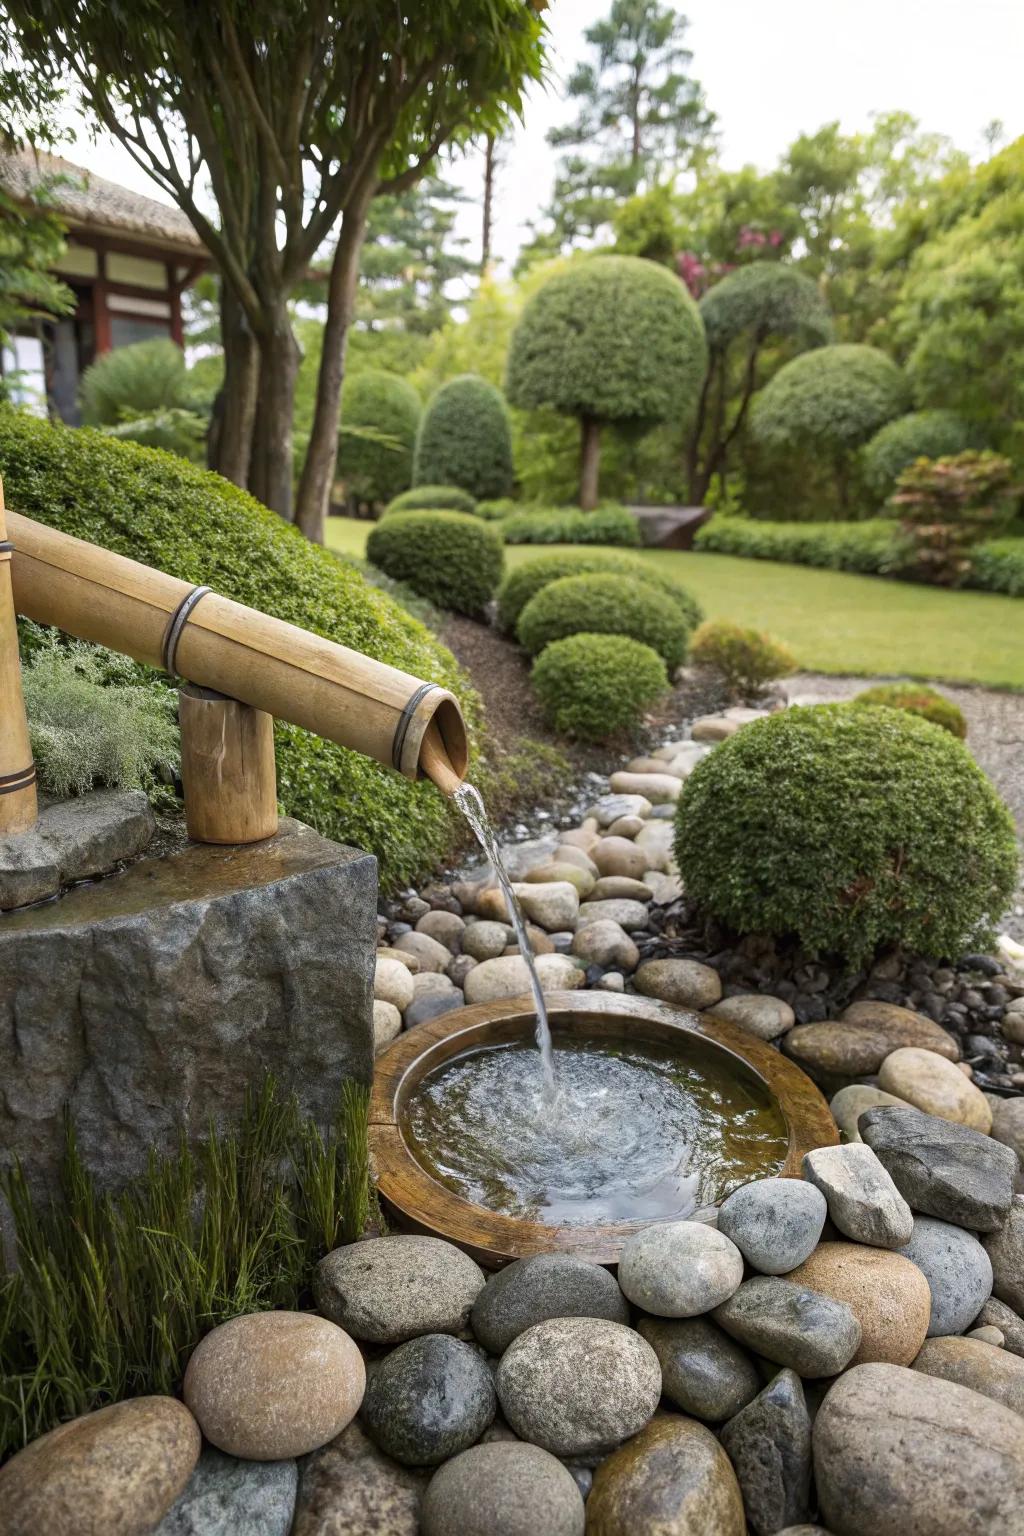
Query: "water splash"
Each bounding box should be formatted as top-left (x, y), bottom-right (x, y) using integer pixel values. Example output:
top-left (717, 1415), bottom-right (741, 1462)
top-left (454, 783), bottom-right (556, 1092)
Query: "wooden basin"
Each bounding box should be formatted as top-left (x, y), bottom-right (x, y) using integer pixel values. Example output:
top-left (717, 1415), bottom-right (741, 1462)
top-left (371, 991), bottom-right (838, 1268)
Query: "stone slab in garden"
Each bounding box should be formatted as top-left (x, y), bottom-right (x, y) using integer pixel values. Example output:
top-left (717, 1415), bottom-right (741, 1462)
top-left (0, 817), bottom-right (376, 1200)
top-left (0, 788), bottom-right (156, 910)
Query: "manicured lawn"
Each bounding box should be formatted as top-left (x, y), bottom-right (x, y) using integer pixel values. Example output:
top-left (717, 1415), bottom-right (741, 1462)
top-left (324, 518), bottom-right (1024, 688)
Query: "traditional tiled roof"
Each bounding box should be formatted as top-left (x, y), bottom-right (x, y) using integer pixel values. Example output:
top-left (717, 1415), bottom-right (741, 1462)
top-left (0, 147), bottom-right (205, 255)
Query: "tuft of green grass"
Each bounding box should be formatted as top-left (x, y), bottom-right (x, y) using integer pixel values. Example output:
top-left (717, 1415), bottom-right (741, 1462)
top-left (0, 1075), bottom-right (375, 1459)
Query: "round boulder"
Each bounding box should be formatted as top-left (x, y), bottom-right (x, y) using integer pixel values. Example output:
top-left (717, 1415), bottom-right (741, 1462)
top-left (314, 1234), bottom-right (485, 1344)
top-left (360, 1334), bottom-right (495, 1467)
top-left (912, 1335), bottom-right (1024, 1416)
top-left (586, 1413), bottom-right (745, 1535)
top-left (879, 1046), bottom-right (992, 1132)
top-left (420, 1442), bottom-right (585, 1536)
top-left (591, 837), bottom-right (650, 882)
top-left (718, 1178), bottom-right (827, 1275)
top-left (463, 953), bottom-right (583, 1004)
top-left (570, 919), bottom-right (639, 973)
top-left (0, 1396), bottom-right (200, 1536)
top-left (495, 1317), bottom-right (660, 1458)
top-left (636, 1317), bottom-right (760, 1422)
top-left (896, 1216), bottom-right (993, 1336)
top-left (462, 921), bottom-right (513, 962)
top-left (374, 956), bottom-right (414, 1012)
top-left (618, 1220), bottom-right (743, 1316)
top-left (183, 1311), bottom-right (364, 1459)
top-left (470, 1253), bottom-right (629, 1355)
top-left (786, 1242), bottom-right (930, 1366)
top-left (708, 993), bottom-right (795, 1040)
top-left (634, 959), bottom-right (723, 1010)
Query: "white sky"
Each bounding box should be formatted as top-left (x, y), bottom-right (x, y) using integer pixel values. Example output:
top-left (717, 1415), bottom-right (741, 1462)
top-left (62, 0), bottom-right (1024, 275)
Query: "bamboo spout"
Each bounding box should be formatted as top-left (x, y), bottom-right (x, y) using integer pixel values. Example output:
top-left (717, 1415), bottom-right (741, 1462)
top-left (7, 510), bottom-right (469, 790)
top-left (0, 484), bottom-right (38, 834)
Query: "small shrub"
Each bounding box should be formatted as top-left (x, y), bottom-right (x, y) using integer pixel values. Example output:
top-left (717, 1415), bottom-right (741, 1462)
top-left (689, 620), bottom-right (796, 701)
top-left (385, 484), bottom-right (478, 516)
top-left (366, 510), bottom-right (504, 616)
top-left (890, 450), bottom-right (1019, 586)
top-left (21, 636), bottom-right (180, 799)
top-left (674, 704), bottom-right (1019, 966)
top-left (414, 374), bottom-right (514, 500)
top-left (498, 505), bottom-right (641, 547)
top-left (532, 632), bottom-right (668, 741)
top-left (861, 410), bottom-right (980, 502)
top-left (971, 537), bottom-right (1024, 596)
top-left (497, 549), bottom-right (703, 633)
top-left (517, 572), bottom-right (693, 669)
top-left (475, 498), bottom-right (520, 520)
top-left (337, 369), bottom-right (422, 506)
top-left (79, 338), bottom-right (195, 425)
top-left (851, 683), bottom-right (966, 739)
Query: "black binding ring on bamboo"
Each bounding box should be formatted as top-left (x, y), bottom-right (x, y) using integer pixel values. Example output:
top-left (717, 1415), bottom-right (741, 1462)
top-left (0, 540), bottom-right (13, 560)
top-left (391, 682), bottom-right (442, 773)
top-left (161, 585), bottom-right (213, 677)
top-left (0, 764), bottom-right (36, 795)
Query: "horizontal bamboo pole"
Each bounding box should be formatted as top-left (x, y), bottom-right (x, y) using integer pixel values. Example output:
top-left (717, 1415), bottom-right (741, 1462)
top-left (7, 511), bottom-right (468, 792)
top-left (0, 484), bottom-right (38, 835)
top-left (179, 686), bottom-right (278, 844)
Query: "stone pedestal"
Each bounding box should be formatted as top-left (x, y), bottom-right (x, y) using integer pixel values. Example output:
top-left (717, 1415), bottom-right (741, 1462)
top-left (0, 818), bottom-right (377, 1203)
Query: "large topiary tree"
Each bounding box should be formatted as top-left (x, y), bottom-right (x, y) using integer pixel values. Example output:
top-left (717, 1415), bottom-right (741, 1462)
top-left (860, 409), bottom-right (980, 502)
top-left (336, 370), bottom-right (422, 509)
top-left (413, 374), bottom-right (514, 500)
top-left (750, 343), bottom-right (909, 511)
top-left (506, 254), bottom-right (708, 508)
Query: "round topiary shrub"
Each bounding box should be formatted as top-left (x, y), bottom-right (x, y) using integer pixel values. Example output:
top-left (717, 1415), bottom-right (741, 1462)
top-left (0, 409), bottom-right (477, 891)
top-left (861, 410), bottom-right (980, 502)
top-left (385, 484), bottom-right (478, 516)
top-left (674, 704), bottom-right (1018, 965)
top-left (532, 632), bottom-right (668, 741)
top-left (751, 344), bottom-right (909, 457)
top-left (689, 619), bottom-right (796, 701)
top-left (413, 374), bottom-right (514, 501)
top-left (516, 572), bottom-right (693, 670)
top-left (337, 369), bottom-right (422, 506)
top-left (851, 683), bottom-right (967, 739)
top-left (366, 510), bottom-right (504, 616)
top-left (497, 549), bottom-right (703, 633)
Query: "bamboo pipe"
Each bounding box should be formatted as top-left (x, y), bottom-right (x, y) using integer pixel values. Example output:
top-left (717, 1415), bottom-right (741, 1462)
top-left (178, 686), bottom-right (279, 843)
top-left (0, 485), bottom-right (38, 834)
top-left (6, 510), bottom-right (469, 794)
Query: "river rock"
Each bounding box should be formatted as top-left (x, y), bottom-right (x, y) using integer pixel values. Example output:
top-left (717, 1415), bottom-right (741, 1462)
top-left (969, 1325), bottom-right (1006, 1345)
top-left (377, 945), bottom-right (419, 971)
top-left (415, 910), bottom-right (466, 952)
top-left (860, 1104), bottom-right (1018, 1231)
top-left (495, 1317), bottom-right (661, 1457)
top-left (374, 956), bottom-right (415, 1011)
top-left (984, 1196), bottom-right (1024, 1314)
top-left (634, 959), bottom-right (723, 1010)
top-left (550, 844), bottom-right (599, 876)
top-left (626, 755), bottom-right (679, 777)
top-left (842, 998), bottom-right (958, 1045)
top-left (691, 714), bottom-right (741, 742)
top-left (404, 992), bottom-right (465, 1029)
top-left (291, 1420), bottom-right (428, 1536)
top-left (712, 1277), bottom-right (862, 1378)
top-left (570, 919), bottom-right (639, 972)
top-left (476, 887), bottom-right (513, 922)
top-left (0, 1396), bottom-right (200, 1536)
top-left (462, 921), bottom-right (513, 961)
top-left (608, 770), bottom-right (682, 804)
top-left (618, 1221), bottom-right (743, 1315)
top-left (878, 1047), bottom-right (992, 1131)
top-left (708, 993), bottom-right (795, 1040)
top-left (720, 1370), bottom-right (811, 1536)
top-left (590, 875), bottom-right (653, 901)
top-left (576, 899), bottom-right (651, 931)
top-left (606, 815), bottom-right (646, 839)
top-left (589, 838), bottom-right (649, 883)
top-left (463, 953), bottom-right (584, 1003)
top-left (785, 1011), bottom-right (957, 1081)
top-left (411, 971), bottom-right (458, 999)
top-left (912, 1336), bottom-right (1024, 1415)
top-left (360, 1335), bottom-right (495, 1466)
top-left (393, 931), bottom-right (452, 974)
top-left (314, 1234), bottom-right (485, 1343)
top-left (802, 1143), bottom-right (913, 1248)
top-left (524, 862), bottom-right (596, 897)
top-left (558, 827), bottom-right (600, 853)
top-left (636, 1317), bottom-right (760, 1421)
top-left (511, 881), bottom-right (579, 932)
top-left (828, 1085), bottom-right (910, 1142)
top-left (586, 1414), bottom-right (745, 1535)
top-left (786, 1243), bottom-right (931, 1366)
top-left (593, 792), bottom-right (653, 825)
top-left (718, 1177), bottom-right (827, 1274)
top-left (644, 870), bottom-right (684, 903)
top-left (813, 1362), bottom-right (1024, 1535)
top-left (471, 1254), bottom-right (629, 1354)
top-left (373, 999), bottom-right (402, 1053)
top-left (155, 1447), bottom-right (297, 1536)
top-left (895, 1217), bottom-right (993, 1336)
top-left (975, 1297), bottom-right (1024, 1358)
top-left (991, 1098), bottom-right (1024, 1165)
top-left (420, 1443), bottom-right (585, 1536)
top-left (183, 1311), bottom-right (363, 1459)
top-left (447, 954), bottom-right (478, 989)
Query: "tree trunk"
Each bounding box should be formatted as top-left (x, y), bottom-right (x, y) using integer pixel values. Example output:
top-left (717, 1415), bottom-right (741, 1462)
top-left (580, 416), bottom-right (601, 510)
top-left (208, 283), bottom-right (259, 487)
top-left (294, 195), bottom-right (370, 544)
top-left (481, 135), bottom-right (496, 275)
top-left (249, 309), bottom-right (301, 520)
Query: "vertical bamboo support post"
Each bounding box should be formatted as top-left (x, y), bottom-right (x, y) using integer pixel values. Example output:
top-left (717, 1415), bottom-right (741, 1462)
top-left (178, 685), bottom-right (278, 845)
top-left (0, 479), bottom-right (38, 835)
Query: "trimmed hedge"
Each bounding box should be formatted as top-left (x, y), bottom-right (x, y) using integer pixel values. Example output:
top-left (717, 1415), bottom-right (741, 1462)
top-left (532, 632), bottom-right (668, 741)
top-left (690, 620), bottom-right (796, 699)
top-left (972, 537), bottom-right (1024, 596)
top-left (385, 484), bottom-right (478, 516)
top-left (0, 409), bottom-right (477, 890)
top-left (861, 410), bottom-right (979, 502)
top-left (496, 549), bottom-right (704, 633)
top-left (851, 683), bottom-right (967, 739)
top-left (413, 374), bottom-right (514, 501)
top-left (751, 344), bottom-right (909, 455)
top-left (674, 704), bottom-right (1018, 966)
top-left (366, 510), bottom-right (504, 616)
top-left (517, 572), bottom-right (693, 670)
top-left (498, 505), bottom-right (641, 547)
top-left (337, 369), bottom-right (421, 505)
